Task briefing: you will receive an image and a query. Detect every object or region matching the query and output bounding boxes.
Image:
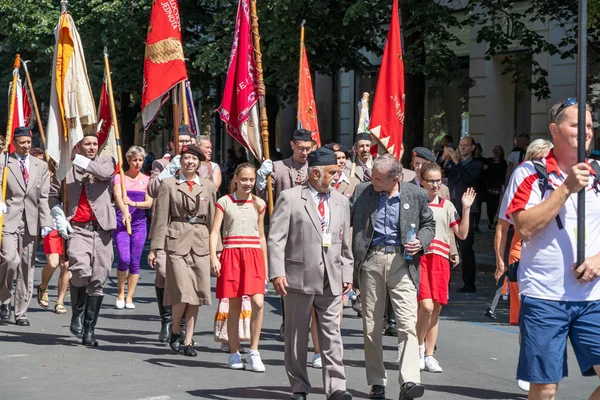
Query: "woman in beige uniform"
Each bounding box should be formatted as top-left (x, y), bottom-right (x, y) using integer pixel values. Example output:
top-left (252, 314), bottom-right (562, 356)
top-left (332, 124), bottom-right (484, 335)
top-left (148, 145), bottom-right (217, 357)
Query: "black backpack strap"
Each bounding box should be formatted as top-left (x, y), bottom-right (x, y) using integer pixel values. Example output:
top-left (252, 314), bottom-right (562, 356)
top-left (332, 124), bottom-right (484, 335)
top-left (531, 158), bottom-right (564, 230)
top-left (590, 160), bottom-right (600, 194)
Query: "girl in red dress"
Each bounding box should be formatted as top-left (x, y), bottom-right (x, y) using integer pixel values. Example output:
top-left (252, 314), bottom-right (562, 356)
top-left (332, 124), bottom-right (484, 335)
top-left (209, 163), bottom-right (267, 372)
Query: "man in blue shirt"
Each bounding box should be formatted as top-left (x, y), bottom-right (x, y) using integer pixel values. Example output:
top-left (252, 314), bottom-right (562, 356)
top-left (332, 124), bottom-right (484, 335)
top-left (351, 154), bottom-right (435, 400)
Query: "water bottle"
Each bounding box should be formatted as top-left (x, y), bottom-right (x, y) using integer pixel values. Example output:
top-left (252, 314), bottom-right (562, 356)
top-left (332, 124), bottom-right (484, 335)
top-left (404, 224), bottom-right (417, 261)
top-left (347, 290), bottom-right (357, 302)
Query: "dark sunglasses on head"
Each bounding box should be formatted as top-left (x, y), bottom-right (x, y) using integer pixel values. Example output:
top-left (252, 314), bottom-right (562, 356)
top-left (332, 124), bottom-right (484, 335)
top-left (552, 97), bottom-right (577, 122)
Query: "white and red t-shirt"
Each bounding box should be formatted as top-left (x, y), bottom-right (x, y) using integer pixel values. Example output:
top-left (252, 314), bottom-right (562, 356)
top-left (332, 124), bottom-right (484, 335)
top-left (424, 197), bottom-right (461, 259)
top-left (504, 151), bottom-right (600, 301)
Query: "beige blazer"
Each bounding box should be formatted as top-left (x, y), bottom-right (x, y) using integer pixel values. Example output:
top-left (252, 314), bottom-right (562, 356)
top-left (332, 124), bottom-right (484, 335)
top-left (335, 175), bottom-right (360, 199)
top-left (259, 157), bottom-right (306, 204)
top-left (0, 155), bottom-right (53, 236)
top-left (268, 184), bottom-right (353, 296)
top-left (49, 156), bottom-right (117, 231)
top-left (150, 175), bottom-right (216, 257)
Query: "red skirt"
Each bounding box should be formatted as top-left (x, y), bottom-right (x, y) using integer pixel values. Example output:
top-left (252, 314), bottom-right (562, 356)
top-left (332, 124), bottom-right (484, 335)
top-left (43, 229), bottom-right (63, 255)
top-left (418, 253), bottom-right (450, 305)
top-left (216, 247), bottom-right (266, 299)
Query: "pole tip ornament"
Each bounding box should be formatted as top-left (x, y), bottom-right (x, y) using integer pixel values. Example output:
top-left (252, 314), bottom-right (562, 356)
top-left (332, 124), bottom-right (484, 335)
top-left (60, 0), bottom-right (68, 13)
top-left (13, 54), bottom-right (21, 69)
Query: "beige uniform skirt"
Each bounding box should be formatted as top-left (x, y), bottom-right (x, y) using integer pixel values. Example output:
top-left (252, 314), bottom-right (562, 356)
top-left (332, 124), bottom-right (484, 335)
top-left (165, 252), bottom-right (212, 306)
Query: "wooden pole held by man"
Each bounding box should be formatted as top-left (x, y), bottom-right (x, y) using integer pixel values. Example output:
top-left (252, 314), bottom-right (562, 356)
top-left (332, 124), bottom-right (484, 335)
top-left (103, 48), bottom-right (132, 235)
top-left (22, 60), bottom-right (48, 160)
top-left (0, 54), bottom-right (22, 246)
top-left (249, 0), bottom-right (274, 215)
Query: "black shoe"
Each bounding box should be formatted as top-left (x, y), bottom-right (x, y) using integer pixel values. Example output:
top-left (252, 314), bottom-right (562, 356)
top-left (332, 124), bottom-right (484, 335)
top-left (474, 227), bottom-right (482, 233)
top-left (155, 287), bottom-right (172, 343)
top-left (170, 331), bottom-right (181, 353)
top-left (399, 382), bottom-right (424, 399)
top-left (383, 323), bottom-right (398, 337)
top-left (278, 323), bottom-right (285, 342)
top-left (368, 385), bottom-right (385, 399)
top-left (328, 390), bottom-right (352, 400)
top-left (82, 295), bottom-right (103, 347)
top-left (69, 284), bottom-right (87, 337)
top-left (457, 285), bottom-right (476, 293)
top-left (290, 393), bottom-right (307, 400)
top-left (16, 318), bottom-right (30, 327)
top-left (484, 306), bottom-right (497, 320)
top-left (0, 303), bottom-right (11, 321)
top-left (182, 344), bottom-right (197, 357)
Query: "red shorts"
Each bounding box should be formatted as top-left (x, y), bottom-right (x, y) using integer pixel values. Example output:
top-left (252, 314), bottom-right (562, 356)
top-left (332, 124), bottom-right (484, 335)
top-left (43, 229), bottom-right (63, 255)
top-left (418, 253), bottom-right (451, 305)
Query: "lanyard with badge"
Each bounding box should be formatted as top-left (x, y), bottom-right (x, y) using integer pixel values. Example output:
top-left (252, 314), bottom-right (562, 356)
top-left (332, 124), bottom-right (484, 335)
top-left (318, 193), bottom-right (332, 247)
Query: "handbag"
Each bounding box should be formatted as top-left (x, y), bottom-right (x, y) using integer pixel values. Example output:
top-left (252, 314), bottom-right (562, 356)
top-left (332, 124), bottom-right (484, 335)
top-left (507, 261), bottom-right (519, 283)
top-left (213, 297), bottom-right (252, 343)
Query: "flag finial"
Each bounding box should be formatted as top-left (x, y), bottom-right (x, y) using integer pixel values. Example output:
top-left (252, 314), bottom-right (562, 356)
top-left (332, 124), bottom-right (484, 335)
top-left (60, 0), bottom-right (68, 13)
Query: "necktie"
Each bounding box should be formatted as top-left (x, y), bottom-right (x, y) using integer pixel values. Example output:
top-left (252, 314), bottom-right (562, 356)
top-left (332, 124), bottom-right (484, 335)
top-left (363, 165), bottom-right (371, 182)
top-left (334, 182), bottom-right (341, 190)
top-left (19, 158), bottom-right (29, 186)
top-left (317, 193), bottom-right (326, 232)
top-left (186, 181), bottom-right (194, 192)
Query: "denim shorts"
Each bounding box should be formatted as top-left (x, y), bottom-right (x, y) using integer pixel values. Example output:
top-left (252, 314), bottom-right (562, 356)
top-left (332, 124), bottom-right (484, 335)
top-left (517, 296), bottom-right (600, 384)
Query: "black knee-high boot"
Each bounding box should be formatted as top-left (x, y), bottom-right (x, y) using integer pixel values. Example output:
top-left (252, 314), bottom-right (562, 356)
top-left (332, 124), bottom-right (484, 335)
top-left (155, 286), bottom-right (172, 343)
top-left (82, 295), bottom-right (103, 347)
top-left (69, 284), bottom-right (87, 337)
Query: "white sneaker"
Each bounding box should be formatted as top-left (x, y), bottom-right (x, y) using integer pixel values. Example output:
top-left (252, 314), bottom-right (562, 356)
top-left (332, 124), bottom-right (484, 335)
top-left (424, 355), bottom-right (443, 373)
top-left (312, 353), bottom-right (322, 369)
top-left (419, 345), bottom-right (425, 370)
top-left (115, 298), bottom-right (125, 309)
top-left (517, 379), bottom-right (530, 392)
top-left (125, 302), bottom-right (135, 309)
top-left (227, 352), bottom-right (244, 370)
top-left (246, 351), bottom-right (266, 372)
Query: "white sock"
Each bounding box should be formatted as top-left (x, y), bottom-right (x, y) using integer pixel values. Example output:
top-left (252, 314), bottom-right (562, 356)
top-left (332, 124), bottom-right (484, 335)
top-left (248, 350), bottom-right (259, 356)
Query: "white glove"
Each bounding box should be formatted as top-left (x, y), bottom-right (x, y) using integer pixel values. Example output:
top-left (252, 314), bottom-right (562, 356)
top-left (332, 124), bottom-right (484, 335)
top-left (0, 202), bottom-right (6, 216)
top-left (72, 154), bottom-right (92, 170)
top-left (256, 159), bottom-right (273, 191)
top-left (51, 206), bottom-right (73, 239)
top-left (40, 227), bottom-right (53, 238)
top-left (158, 155), bottom-right (181, 181)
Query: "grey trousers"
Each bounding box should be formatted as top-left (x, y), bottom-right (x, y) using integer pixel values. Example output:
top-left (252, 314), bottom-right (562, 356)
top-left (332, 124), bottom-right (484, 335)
top-left (284, 290), bottom-right (347, 396)
top-left (68, 226), bottom-right (113, 296)
top-left (0, 220), bottom-right (37, 320)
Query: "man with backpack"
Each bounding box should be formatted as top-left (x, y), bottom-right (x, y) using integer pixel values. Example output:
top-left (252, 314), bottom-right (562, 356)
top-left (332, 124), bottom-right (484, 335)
top-left (504, 99), bottom-right (600, 400)
top-left (505, 133), bottom-right (530, 185)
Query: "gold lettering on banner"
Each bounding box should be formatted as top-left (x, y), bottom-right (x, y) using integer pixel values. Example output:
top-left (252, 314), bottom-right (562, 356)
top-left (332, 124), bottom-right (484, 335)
top-left (390, 94), bottom-right (405, 125)
top-left (160, 0), bottom-right (181, 31)
top-left (145, 38), bottom-right (185, 64)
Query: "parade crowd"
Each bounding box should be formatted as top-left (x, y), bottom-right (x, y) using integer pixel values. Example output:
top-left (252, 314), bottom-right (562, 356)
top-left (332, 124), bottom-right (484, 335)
top-left (1, 99), bottom-right (600, 400)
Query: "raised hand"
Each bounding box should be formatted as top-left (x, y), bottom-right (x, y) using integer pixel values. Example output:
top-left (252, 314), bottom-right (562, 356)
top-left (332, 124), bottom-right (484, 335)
top-left (462, 187), bottom-right (476, 209)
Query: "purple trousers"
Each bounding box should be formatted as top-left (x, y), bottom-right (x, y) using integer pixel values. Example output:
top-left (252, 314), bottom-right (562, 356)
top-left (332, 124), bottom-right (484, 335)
top-left (114, 218), bottom-right (147, 275)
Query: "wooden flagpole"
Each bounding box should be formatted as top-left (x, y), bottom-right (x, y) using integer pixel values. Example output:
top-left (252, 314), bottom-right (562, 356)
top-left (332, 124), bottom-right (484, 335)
top-left (22, 60), bottom-right (49, 161)
top-left (249, 0), bottom-right (274, 215)
top-left (0, 54), bottom-right (22, 246)
top-left (180, 81), bottom-right (190, 127)
top-left (103, 48), bottom-right (132, 235)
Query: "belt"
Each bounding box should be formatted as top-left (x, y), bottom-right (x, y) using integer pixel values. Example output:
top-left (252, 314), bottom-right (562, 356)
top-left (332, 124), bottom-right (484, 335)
top-left (369, 245), bottom-right (403, 254)
top-left (170, 216), bottom-right (206, 225)
top-left (72, 221), bottom-right (100, 232)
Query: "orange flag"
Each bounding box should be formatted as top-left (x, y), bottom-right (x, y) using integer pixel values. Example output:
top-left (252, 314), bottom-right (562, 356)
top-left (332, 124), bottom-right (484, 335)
top-left (297, 25), bottom-right (320, 146)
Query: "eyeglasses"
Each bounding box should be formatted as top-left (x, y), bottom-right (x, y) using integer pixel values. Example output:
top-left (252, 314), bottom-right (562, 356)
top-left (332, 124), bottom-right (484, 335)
top-left (296, 146), bottom-right (312, 153)
top-left (179, 139), bottom-right (192, 145)
top-left (551, 97), bottom-right (576, 122)
top-left (423, 178), bottom-right (442, 186)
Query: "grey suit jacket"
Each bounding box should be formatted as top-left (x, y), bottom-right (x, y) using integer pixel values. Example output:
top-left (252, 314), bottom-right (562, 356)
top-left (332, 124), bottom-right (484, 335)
top-left (0, 155), bottom-right (53, 236)
top-left (50, 156), bottom-right (117, 231)
top-left (268, 184), bottom-right (353, 296)
top-left (350, 182), bottom-right (436, 289)
top-left (260, 157), bottom-right (307, 204)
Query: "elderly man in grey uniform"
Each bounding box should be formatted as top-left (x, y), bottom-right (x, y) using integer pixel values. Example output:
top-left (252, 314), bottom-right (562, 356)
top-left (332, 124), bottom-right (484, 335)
top-left (50, 133), bottom-right (116, 347)
top-left (351, 153), bottom-right (435, 400)
top-left (269, 147), bottom-right (354, 400)
top-left (257, 128), bottom-right (314, 340)
top-left (0, 127), bottom-right (53, 326)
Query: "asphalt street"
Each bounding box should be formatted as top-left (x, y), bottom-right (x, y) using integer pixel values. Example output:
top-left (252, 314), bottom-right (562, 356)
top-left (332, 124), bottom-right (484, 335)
top-left (0, 228), bottom-right (597, 400)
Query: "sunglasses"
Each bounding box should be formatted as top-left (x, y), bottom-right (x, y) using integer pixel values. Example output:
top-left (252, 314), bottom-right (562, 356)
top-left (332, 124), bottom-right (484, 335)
top-left (551, 97), bottom-right (576, 122)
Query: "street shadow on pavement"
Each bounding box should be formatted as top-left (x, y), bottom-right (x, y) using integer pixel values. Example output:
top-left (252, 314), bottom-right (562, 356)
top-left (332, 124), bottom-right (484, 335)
top-left (145, 357), bottom-right (228, 370)
top-left (187, 386), bottom-right (370, 399)
top-left (0, 331), bottom-right (77, 347)
top-left (425, 383), bottom-right (527, 399)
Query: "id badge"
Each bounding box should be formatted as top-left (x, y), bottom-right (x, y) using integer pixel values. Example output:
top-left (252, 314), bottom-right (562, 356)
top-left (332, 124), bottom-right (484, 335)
top-left (323, 232), bottom-right (332, 247)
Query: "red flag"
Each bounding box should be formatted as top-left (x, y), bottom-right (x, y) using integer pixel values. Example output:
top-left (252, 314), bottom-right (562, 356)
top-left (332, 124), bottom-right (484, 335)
top-left (8, 79), bottom-right (32, 154)
top-left (216, 0), bottom-right (263, 161)
top-left (369, 0), bottom-right (405, 158)
top-left (96, 74), bottom-right (120, 173)
top-left (141, 0), bottom-right (188, 130)
top-left (297, 33), bottom-right (321, 147)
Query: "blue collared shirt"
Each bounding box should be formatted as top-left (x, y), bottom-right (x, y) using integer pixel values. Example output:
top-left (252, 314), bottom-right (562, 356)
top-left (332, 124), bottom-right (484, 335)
top-left (372, 191), bottom-right (401, 246)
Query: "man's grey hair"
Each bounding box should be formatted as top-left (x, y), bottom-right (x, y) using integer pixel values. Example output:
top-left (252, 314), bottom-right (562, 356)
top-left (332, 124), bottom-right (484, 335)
top-left (525, 139), bottom-right (554, 161)
top-left (309, 165), bottom-right (325, 176)
top-left (197, 135), bottom-right (212, 145)
top-left (373, 153), bottom-right (403, 179)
